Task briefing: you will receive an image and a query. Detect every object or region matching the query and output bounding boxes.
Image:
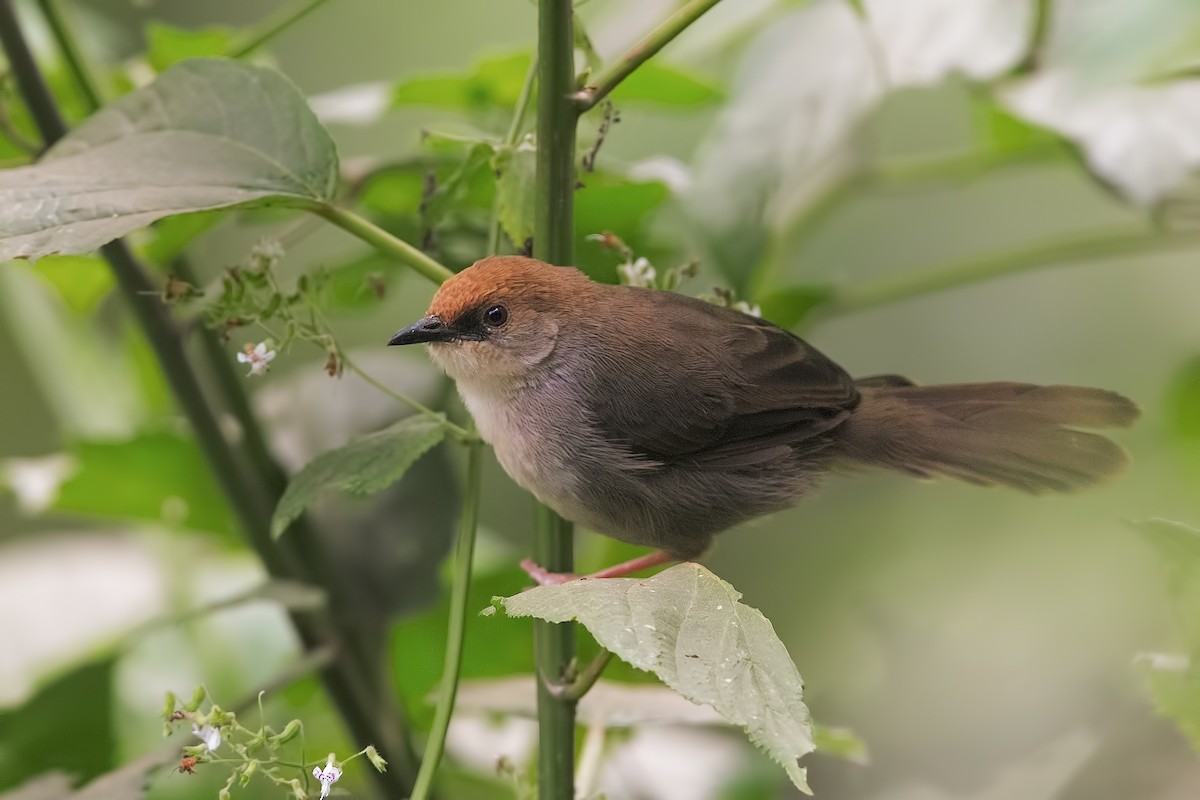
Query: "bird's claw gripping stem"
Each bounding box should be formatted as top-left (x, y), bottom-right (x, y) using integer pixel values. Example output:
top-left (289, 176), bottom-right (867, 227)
top-left (520, 549), bottom-right (677, 585)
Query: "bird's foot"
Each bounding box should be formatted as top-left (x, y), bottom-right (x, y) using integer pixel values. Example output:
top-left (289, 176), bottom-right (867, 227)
top-left (520, 549), bottom-right (676, 586)
top-left (519, 558), bottom-right (578, 585)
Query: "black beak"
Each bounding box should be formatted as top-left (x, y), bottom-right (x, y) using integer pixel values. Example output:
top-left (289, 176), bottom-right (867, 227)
top-left (387, 315), bottom-right (455, 346)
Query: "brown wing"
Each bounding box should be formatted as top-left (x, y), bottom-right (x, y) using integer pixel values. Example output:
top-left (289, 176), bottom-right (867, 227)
top-left (584, 290), bottom-right (860, 468)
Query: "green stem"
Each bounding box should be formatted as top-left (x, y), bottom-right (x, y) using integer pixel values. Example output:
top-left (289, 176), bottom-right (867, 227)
top-left (409, 441), bottom-right (482, 800)
top-left (819, 228), bottom-right (1200, 318)
top-left (574, 0), bottom-right (723, 111)
top-left (342, 355), bottom-right (477, 444)
top-left (32, 0), bottom-right (103, 111)
top-left (551, 649), bottom-right (613, 702)
top-left (316, 203), bottom-right (456, 284)
top-left (747, 144), bottom-right (1063, 302)
top-left (1, 6), bottom-right (420, 793)
top-left (534, 2), bottom-right (579, 797)
top-left (487, 57), bottom-right (539, 255)
top-left (228, 0), bottom-right (332, 58)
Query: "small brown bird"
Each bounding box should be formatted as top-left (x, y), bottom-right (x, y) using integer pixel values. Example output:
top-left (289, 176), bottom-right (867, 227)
top-left (388, 256), bottom-right (1138, 583)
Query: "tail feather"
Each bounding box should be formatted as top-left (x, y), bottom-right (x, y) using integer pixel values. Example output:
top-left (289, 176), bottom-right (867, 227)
top-left (837, 382), bottom-right (1138, 493)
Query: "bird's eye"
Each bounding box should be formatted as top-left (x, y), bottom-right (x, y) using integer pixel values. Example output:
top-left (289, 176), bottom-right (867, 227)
top-left (484, 304), bottom-right (508, 327)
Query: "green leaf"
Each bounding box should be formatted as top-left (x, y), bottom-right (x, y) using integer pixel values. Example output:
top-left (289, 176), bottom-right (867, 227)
top-left (145, 22), bottom-right (233, 72)
top-left (1132, 518), bottom-right (1200, 653)
top-left (272, 415), bottom-right (448, 538)
top-left (54, 431), bottom-right (238, 537)
top-left (139, 211), bottom-right (223, 264)
top-left (574, 172), bottom-right (670, 283)
top-left (494, 142), bottom-right (537, 251)
top-left (28, 255), bottom-right (113, 314)
top-left (392, 52), bottom-right (532, 110)
top-left (1142, 658), bottom-right (1200, 751)
top-left (425, 143), bottom-right (496, 231)
top-left (1166, 356), bottom-right (1200, 484)
top-left (758, 284), bottom-right (834, 329)
top-left (391, 565), bottom-right (535, 729)
top-left (490, 563), bottom-right (815, 793)
top-left (0, 59), bottom-right (338, 261)
top-left (0, 660), bottom-right (117, 792)
top-left (610, 62), bottom-right (723, 107)
top-left (359, 169), bottom-right (429, 217)
top-left (814, 724), bottom-right (869, 764)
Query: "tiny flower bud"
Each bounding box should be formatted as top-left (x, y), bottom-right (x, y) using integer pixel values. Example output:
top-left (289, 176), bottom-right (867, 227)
top-left (365, 745), bottom-right (388, 773)
top-left (240, 759), bottom-right (258, 787)
top-left (184, 686), bottom-right (207, 712)
top-left (161, 691), bottom-right (177, 721)
top-left (270, 719), bottom-right (302, 746)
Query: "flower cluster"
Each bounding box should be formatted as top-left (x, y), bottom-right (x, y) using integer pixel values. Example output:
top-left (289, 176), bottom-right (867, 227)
top-left (161, 685), bottom-right (387, 799)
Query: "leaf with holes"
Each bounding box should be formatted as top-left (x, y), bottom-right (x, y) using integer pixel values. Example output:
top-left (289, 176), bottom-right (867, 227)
top-left (0, 58), bottom-right (337, 261)
top-left (271, 415), bottom-right (448, 539)
top-left (488, 563), bottom-right (815, 793)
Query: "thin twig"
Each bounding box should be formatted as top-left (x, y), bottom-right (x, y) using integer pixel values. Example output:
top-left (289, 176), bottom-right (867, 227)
top-left (819, 228), bottom-right (1200, 319)
top-left (487, 56), bottom-right (539, 255)
top-left (409, 441), bottom-right (482, 800)
top-left (573, 0), bottom-right (724, 111)
top-left (228, 0), bottom-right (332, 58)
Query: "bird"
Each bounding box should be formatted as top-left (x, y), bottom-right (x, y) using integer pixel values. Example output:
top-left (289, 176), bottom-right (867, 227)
top-left (388, 256), bottom-right (1139, 584)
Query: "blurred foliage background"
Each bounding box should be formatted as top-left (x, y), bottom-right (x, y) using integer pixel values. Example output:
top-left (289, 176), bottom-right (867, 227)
top-left (3, 0), bottom-right (1200, 798)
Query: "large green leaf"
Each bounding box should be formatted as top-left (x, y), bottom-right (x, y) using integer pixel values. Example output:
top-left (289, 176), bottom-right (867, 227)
top-left (392, 52), bottom-right (531, 111)
top-left (0, 59), bottom-right (337, 261)
top-left (610, 62), bottom-right (723, 107)
top-left (145, 23), bottom-right (233, 72)
top-left (488, 563), bottom-right (815, 793)
top-left (271, 415), bottom-right (449, 538)
top-left (0, 660), bottom-right (117, 792)
top-left (54, 431), bottom-right (238, 537)
top-left (28, 255), bottom-right (114, 314)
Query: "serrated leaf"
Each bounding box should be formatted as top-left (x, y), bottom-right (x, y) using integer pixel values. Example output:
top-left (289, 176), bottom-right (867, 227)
top-left (610, 63), bottom-right (723, 107)
top-left (145, 22), bottom-right (233, 72)
top-left (491, 563), bottom-right (814, 793)
top-left (494, 141), bottom-right (537, 250)
top-left (0, 59), bottom-right (338, 261)
top-left (271, 415), bottom-right (448, 538)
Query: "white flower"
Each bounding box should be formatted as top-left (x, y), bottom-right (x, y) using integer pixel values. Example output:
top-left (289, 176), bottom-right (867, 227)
top-left (1, 454), bottom-right (76, 514)
top-left (192, 724), bottom-right (222, 751)
top-left (617, 257), bottom-right (656, 288)
top-left (312, 756), bottom-right (343, 798)
top-left (237, 342), bottom-right (277, 377)
top-left (732, 301), bottom-right (762, 318)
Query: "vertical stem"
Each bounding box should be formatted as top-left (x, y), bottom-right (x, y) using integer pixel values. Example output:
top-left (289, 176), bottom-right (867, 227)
top-left (409, 441), bottom-right (482, 800)
top-left (32, 0), bottom-right (103, 111)
top-left (0, 3), bottom-right (419, 793)
top-left (534, 2), bottom-right (579, 798)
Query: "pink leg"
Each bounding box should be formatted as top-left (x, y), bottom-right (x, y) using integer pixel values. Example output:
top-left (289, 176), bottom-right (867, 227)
top-left (520, 549), bottom-right (676, 586)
